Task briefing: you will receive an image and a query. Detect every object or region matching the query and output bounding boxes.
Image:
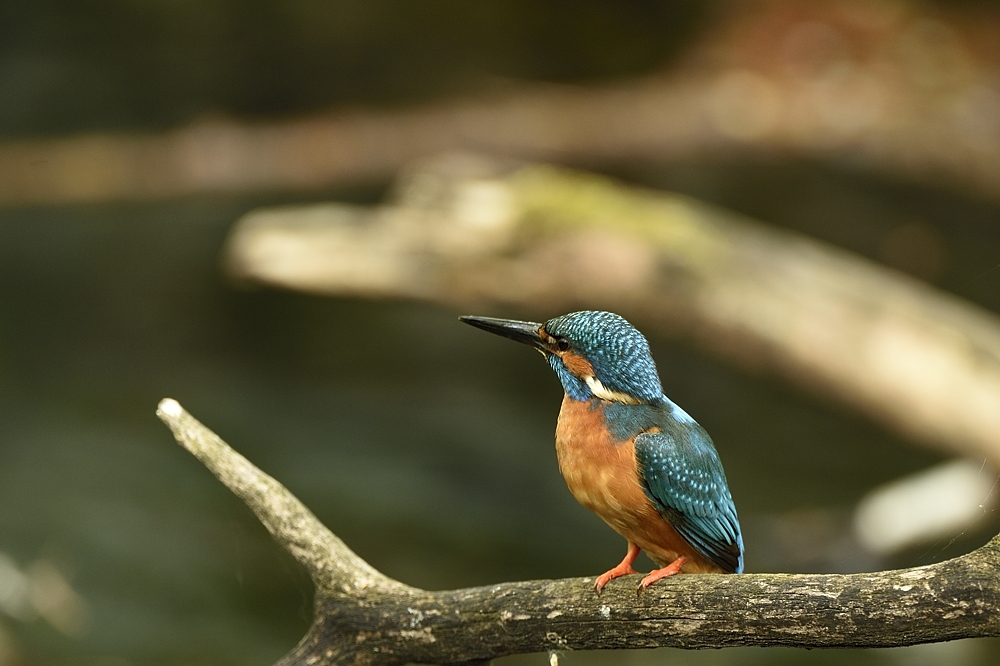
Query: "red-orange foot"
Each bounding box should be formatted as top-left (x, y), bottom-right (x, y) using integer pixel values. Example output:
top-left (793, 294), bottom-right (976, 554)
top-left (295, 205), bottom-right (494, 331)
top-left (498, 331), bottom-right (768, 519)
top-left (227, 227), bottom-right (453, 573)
top-left (637, 557), bottom-right (687, 593)
top-left (594, 543), bottom-right (641, 594)
top-left (595, 561), bottom-right (638, 594)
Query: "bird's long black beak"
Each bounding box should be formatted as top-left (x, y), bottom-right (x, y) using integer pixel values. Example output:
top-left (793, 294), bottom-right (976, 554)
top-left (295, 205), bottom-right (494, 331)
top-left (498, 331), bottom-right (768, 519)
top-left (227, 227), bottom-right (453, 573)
top-left (459, 315), bottom-right (545, 351)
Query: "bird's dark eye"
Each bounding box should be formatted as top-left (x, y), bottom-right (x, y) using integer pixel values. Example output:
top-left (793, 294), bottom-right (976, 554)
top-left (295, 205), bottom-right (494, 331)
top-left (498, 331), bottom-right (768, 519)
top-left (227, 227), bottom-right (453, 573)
top-left (555, 337), bottom-right (570, 351)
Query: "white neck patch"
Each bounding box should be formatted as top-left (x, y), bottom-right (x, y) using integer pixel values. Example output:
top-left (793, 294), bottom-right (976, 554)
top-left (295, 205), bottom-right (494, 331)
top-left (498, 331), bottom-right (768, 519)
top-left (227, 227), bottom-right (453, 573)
top-left (584, 376), bottom-right (641, 404)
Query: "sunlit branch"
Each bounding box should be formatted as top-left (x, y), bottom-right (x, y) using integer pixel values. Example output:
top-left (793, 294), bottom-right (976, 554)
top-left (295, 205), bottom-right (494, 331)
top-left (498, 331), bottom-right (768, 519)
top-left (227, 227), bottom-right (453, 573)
top-left (157, 398), bottom-right (1000, 666)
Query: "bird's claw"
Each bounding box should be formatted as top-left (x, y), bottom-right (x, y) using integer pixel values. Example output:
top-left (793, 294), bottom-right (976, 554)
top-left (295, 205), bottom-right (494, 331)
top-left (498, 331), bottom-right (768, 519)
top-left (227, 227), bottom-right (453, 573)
top-left (635, 557), bottom-right (687, 595)
top-left (594, 564), bottom-right (639, 594)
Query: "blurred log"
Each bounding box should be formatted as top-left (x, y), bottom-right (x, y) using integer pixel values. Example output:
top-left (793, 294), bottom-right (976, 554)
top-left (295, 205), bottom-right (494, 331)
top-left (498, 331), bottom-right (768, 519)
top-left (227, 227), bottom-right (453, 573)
top-left (224, 154), bottom-right (1000, 466)
top-left (2, 0), bottom-right (1000, 205)
top-left (157, 398), bottom-right (1000, 666)
top-left (853, 458), bottom-right (1000, 556)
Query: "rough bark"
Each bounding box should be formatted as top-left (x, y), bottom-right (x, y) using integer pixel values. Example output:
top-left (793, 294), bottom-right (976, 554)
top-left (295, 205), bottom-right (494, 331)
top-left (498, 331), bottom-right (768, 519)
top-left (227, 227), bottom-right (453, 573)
top-left (223, 156), bottom-right (1000, 468)
top-left (156, 398), bottom-right (1000, 666)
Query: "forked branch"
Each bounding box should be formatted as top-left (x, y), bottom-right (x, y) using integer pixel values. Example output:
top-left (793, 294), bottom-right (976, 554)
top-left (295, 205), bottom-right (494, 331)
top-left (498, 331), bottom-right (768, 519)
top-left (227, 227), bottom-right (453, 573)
top-left (156, 398), bottom-right (1000, 666)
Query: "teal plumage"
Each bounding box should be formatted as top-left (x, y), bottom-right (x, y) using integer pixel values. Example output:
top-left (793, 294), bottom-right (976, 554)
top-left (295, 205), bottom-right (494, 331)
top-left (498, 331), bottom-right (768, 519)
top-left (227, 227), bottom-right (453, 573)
top-left (461, 310), bottom-right (743, 590)
top-left (635, 430), bottom-right (743, 573)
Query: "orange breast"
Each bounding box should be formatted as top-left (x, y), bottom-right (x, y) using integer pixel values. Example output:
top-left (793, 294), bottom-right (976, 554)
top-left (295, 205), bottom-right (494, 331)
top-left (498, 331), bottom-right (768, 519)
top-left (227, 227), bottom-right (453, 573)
top-left (554, 395), bottom-right (721, 573)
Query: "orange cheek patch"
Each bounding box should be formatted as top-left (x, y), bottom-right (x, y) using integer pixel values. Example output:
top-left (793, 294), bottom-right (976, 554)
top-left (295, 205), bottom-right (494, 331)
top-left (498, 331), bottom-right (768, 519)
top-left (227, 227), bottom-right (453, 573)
top-left (561, 351), bottom-right (596, 379)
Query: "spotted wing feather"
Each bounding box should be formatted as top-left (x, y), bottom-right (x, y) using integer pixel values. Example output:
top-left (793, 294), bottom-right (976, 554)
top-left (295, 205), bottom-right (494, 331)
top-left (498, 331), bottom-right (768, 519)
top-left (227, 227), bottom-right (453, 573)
top-left (634, 430), bottom-right (744, 573)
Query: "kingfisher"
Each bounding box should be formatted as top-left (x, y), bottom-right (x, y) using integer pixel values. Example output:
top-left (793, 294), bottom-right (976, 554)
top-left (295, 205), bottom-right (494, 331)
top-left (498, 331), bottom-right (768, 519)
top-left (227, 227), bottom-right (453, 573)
top-left (460, 310), bottom-right (743, 592)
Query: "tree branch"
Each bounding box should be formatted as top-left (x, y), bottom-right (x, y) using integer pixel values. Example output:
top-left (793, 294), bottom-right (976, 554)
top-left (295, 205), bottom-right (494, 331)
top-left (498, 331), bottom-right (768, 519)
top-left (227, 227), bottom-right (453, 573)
top-left (223, 156), bottom-right (1000, 468)
top-left (156, 398), bottom-right (1000, 666)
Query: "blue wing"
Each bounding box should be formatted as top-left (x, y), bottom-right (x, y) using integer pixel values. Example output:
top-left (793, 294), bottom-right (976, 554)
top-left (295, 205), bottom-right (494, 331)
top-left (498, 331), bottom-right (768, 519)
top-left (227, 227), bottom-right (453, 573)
top-left (634, 430), bottom-right (744, 573)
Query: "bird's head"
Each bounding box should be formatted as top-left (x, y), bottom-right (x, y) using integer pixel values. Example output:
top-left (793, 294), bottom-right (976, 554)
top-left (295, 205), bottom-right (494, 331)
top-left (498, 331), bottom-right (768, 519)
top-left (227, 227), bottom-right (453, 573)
top-left (460, 310), bottom-right (664, 405)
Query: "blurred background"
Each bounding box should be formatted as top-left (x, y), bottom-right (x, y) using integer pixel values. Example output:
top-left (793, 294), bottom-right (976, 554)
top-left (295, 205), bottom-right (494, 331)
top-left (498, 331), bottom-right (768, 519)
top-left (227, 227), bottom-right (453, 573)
top-left (1, 1), bottom-right (1000, 665)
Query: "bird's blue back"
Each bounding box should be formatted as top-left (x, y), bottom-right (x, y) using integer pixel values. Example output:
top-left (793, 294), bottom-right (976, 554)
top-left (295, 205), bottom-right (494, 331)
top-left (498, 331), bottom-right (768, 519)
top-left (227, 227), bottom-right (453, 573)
top-left (545, 311), bottom-right (744, 574)
top-left (605, 400), bottom-right (743, 573)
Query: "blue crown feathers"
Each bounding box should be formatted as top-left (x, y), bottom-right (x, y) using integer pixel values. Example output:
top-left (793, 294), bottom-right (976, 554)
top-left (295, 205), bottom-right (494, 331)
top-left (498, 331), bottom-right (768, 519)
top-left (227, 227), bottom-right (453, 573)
top-left (544, 311), bottom-right (664, 404)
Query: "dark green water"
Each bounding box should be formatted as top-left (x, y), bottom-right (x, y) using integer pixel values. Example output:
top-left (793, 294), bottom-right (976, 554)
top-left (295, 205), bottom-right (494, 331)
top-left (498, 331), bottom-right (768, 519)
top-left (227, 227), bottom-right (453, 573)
top-left (0, 175), bottom-right (997, 664)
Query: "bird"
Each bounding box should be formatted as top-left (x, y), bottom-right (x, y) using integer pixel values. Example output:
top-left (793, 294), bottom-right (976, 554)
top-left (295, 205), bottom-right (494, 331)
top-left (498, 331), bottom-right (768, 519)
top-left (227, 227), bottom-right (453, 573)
top-left (460, 310), bottom-right (743, 592)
